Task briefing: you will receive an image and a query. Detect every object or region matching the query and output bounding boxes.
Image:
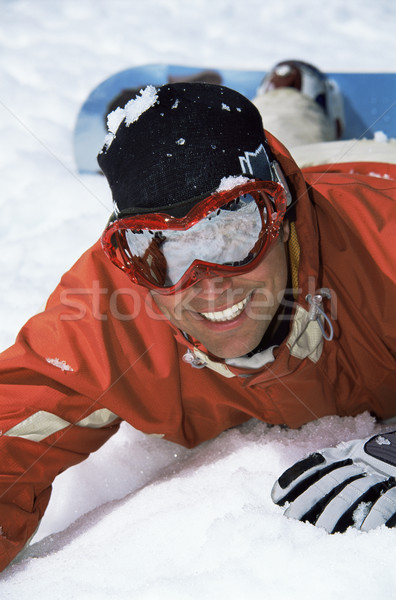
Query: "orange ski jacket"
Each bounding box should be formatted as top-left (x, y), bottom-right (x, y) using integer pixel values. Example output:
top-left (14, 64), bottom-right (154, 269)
top-left (1, 134), bottom-right (396, 570)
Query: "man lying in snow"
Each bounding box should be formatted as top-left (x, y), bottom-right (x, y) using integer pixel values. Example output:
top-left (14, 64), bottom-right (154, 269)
top-left (1, 61), bottom-right (396, 571)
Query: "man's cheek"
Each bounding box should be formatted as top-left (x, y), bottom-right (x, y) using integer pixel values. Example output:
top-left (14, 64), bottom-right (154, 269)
top-left (171, 296), bottom-right (197, 320)
top-left (245, 289), bottom-right (276, 319)
top-left (151, 294), bottom-right (190, 322)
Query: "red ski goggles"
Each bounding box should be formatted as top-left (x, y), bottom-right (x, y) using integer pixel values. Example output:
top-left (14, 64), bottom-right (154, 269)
top-left (101, 180), bottom-right (287, 295)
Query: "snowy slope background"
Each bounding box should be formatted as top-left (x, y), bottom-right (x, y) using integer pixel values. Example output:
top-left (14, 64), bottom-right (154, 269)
top-left (1, 1), bottom-right (396, 597)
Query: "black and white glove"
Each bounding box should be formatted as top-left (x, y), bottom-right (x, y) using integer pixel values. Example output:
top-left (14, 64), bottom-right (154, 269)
top-left (271, 431), bottom-right (396, 533)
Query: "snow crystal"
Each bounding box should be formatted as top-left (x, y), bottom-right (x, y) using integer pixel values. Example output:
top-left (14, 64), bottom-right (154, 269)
top-left (107, 106), bottom-right (126, 135)
top-left (46, 357), bottom-right (74, 372)
top-left (217, 175), bottom-right (250, 192)
top-left (102, 133), bottom-right (115, 150)
top-left (376, 435), bottom-right (391, 445)
top-left (374, 130), bottom-right (388, 142)
top-left (124, 85), bottom-right (158, 126)
top-left (171, 99), bottom-right (180, 109)
top-left (222, 103), bottom-right (231, 111)
top-left (176, 138), bottom-right (186, 145)
top-left (104, 86), bottom-right (158, 148)
top-left (104, 106), bottom-right (127, 148)
top-left (368, 171), bottom-right (391, 179)
top-left (352, 501), bottom-right (372, 528)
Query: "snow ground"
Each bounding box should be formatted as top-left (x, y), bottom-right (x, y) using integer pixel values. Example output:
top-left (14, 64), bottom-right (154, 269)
top-left (1, 1), bottom-right (396, 597)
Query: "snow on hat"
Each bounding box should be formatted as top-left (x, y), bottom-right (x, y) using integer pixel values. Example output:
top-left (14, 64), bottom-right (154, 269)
top-left (97, 82), bottom-right (275, 217)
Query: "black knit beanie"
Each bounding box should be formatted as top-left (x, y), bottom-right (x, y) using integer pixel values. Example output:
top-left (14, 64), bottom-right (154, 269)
top-left (97, 82), bottom-right (275, 217)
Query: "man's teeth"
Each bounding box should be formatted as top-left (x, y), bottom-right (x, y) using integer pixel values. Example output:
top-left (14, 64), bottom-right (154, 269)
top-left (200, 295), bottom-right (251, 322)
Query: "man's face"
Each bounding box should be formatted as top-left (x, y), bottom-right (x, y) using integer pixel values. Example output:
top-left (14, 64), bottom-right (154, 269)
top-left (151, 222), bottom-right (290, 359)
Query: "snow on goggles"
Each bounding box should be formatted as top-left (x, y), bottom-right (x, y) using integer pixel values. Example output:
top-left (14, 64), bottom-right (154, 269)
top-left (101, 180), bottom-right (287, 295)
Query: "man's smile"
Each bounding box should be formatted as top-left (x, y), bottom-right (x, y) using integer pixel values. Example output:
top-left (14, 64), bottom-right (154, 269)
top-left (197, 293), bottom-right (252, 322)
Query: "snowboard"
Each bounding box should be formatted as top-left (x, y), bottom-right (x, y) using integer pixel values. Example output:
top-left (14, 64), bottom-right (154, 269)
top-left (74, 63), bottom-right (396, 174)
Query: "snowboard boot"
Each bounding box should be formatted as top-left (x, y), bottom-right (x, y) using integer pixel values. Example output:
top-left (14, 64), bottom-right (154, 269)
top-left (257, 60), bottom-right (344, 138)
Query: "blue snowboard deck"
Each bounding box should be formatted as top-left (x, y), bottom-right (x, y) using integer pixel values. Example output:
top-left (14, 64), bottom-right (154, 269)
top-left (74, 63), bottom-right (396, 173)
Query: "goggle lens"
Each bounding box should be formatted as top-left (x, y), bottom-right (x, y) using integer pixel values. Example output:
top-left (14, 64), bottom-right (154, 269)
top-left (102, 181), bottom-right (287, 294)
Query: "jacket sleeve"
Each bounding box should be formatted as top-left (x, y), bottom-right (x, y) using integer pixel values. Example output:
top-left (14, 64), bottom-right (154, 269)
top-left (0, 241), bottom-right (125, 571)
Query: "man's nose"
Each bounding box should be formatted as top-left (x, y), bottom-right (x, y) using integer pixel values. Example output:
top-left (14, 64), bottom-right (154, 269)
top-left (192, 275), bottom-right (233, 299)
